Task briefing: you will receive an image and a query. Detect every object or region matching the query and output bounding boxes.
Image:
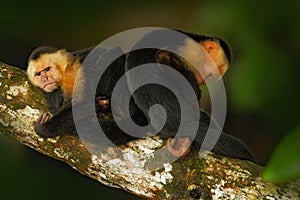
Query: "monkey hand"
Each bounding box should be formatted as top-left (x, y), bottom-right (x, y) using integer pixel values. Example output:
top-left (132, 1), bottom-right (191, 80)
top-left (166, 137), bottom-right (191, 157)
top-left (33, 113), bottom-right (54, 137)
top-left (95, 96), bottom-right (110, 113)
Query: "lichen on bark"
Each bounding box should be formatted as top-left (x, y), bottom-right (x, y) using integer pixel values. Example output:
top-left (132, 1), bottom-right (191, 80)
top-left (0, 61), bottom-right (299, 199)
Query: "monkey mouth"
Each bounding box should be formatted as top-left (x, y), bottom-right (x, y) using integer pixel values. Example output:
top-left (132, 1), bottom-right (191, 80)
top-left (199, 80), bottom-right (206, 85)
top-left (43, 82), bottom-right (56, 90)
top-left (200, 76), bottom-right (217, 85)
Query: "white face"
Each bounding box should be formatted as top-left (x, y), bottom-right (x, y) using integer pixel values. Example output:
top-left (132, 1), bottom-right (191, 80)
top-left (195, 42), bottom-right (228, 85)
top-left (27, 53), bottom-right (65, 92)
top-left (35, 66), bottom-right (59, 92)
top-left (168, 38), bottom-right (229, 85)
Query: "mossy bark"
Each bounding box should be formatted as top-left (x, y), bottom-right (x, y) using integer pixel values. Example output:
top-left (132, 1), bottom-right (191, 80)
top-left (0, 62), bottom-right (299, 199)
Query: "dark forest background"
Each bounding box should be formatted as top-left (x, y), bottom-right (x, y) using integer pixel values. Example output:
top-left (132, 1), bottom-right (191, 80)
top-left (0, 0), bottom-right (299, 199)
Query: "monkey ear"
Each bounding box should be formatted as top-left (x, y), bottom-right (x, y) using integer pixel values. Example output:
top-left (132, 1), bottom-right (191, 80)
top-left (201, 40), bottom-right (219, 53)
top-left (156, 50), bottom-right (181, 66)
top-left (57, 49), bottom-right (67, 55)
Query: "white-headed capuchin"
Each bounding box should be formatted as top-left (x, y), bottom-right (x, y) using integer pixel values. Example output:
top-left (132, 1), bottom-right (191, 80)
top-left (26, 29), bottom-right (255, 162)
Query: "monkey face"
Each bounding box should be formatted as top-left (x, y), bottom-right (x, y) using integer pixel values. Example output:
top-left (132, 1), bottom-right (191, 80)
top-left (27, 53), bottom-right (67, 92)
top-left (201, 40), bottom-right (229, 78)
top-left (35, 65), bottom-right (61, 92)
top-left (187, 39), bottom-right (229, 85)
top-left (156, 39), bottom-right (229, 86)
top-left (28, 64), bottom-right (61, 92)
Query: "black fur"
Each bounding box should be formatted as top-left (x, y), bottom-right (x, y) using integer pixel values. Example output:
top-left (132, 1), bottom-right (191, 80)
top-left (175, 30), bottom-right (232, 63)
top-left (34, 104), bottom-right (76, 137)
top-left (44, 89), bottom-right (64, 114)
top-left (72, 47), bottom-right (94, 63)
top-left (28, 46), bottom-right (58, 62)
top-left (29, 29), bottom-right (255, 162)
top-left (32, 46), bottom-right (146, 144)
top-left (124, 30), bottom-right (254, 161)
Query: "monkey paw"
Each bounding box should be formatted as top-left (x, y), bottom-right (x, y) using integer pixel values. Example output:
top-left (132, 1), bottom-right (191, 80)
top-left (166, 137), bottom-right (191, 157)
top-left (95, 96), bottom-right (110, 113)
top-left (33, 113), bottom-right (53, 137)
top-left (37, 113), bottom-right (52, 124)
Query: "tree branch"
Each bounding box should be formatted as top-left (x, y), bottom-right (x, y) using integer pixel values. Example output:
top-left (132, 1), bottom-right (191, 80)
top-left (0, 62), bottom-right (299, 199)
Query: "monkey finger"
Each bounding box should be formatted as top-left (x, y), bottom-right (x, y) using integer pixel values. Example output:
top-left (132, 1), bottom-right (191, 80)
top-left (40, 114), bottom-right (47, 123)
top-left (36, 114), bottom-right (44, 124)
top-left (41, 113), bottom-right (52, 123)
top-left (41, 115), bottom-right (49, 123)
top-left (37, 113), bottom-right (50, 124)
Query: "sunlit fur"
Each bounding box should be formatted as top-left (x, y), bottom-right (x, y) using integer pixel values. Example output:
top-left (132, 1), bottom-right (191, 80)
top-left (178, 38), bottom-right (229, 85)
top-left (27, 50), bottom-right (83, 99)
top-left (25, 37), bottom-right (255, 162)
top-left (200, 40), bottom-right (229, 76)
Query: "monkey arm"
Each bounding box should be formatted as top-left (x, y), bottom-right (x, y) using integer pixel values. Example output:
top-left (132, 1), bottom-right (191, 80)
top-left (33, 103), bottom-right (75, 137)
top-left (43, 88), bottom-right (64, 114)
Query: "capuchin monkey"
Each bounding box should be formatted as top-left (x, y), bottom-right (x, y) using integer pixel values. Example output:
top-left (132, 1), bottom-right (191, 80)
top-left (26, 29), bottom-right (255, 162)
top-left (27, 46), bottom-right (128, 137)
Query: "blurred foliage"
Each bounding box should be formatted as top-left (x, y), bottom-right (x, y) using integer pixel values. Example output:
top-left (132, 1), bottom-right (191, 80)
top-left (0, 0), bottom-right (300, 199)
top-left (263, 126), bottom-right (300, 183)
top-left (193, 1), bottom-right (300, 127)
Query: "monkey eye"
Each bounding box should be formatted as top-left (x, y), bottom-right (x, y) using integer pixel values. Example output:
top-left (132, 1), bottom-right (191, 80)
top-left (45, 66), bottom-right (51, 72)
top-left (35, 72), bottom-right (41, 76)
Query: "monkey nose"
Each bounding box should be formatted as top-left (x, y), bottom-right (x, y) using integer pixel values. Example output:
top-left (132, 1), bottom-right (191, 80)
top-left (205, 72), bottom-right (220, 81)
top-left (41, 76), bottom-right (48, 82)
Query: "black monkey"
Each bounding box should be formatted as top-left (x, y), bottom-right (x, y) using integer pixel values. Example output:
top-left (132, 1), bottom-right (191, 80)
top-left (26, 29), bottom-right (255, 162)
top-left (124, 29), bottom-right (254, 161)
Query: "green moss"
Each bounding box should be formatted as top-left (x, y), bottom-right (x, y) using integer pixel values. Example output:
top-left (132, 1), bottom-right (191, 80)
top-left (162, 148), bottom-right (209, 198)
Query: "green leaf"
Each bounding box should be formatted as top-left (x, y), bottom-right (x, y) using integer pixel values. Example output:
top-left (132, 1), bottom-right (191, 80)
top-left (263, 125), bottom-right (300, 183)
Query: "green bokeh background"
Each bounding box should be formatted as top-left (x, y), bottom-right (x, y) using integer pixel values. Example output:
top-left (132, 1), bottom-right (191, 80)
top-left (1, 0), bottom-right (299, 199)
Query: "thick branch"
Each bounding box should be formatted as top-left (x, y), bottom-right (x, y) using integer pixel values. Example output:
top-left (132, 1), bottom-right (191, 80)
top-left (0, 62), bottom-right (299, 199)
